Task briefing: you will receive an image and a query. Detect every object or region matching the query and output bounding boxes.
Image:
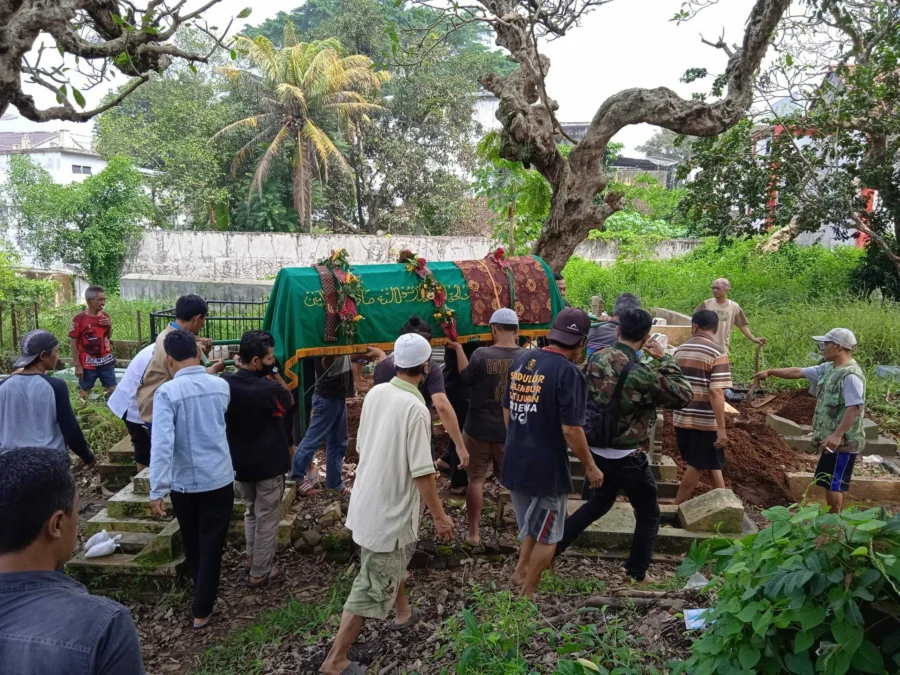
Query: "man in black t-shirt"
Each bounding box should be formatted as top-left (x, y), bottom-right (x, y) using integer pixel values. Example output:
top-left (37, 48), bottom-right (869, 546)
top-left (446, 308), bottom-right (523, 546)
top-left (501, 308), bottom-right (603, 598)
top-left (223, 330), bottom-right (294, 586)
top-left (373, 316), bottom-right (469, 472)
top-left (290, 348), bottom-right (382, 496)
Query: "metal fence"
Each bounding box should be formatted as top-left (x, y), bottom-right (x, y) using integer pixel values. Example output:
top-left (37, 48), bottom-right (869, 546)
top-left (0, 302), bottom-right (41, 352)
top-left (149, 301), bottom-right (267, 343)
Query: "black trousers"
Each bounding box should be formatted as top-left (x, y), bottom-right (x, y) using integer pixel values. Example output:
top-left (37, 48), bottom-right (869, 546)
top-left (557, 452), bottom-right (660, 581)
top-left (123, 417), bottom-right (151, 466)
top-left (170, 483), bottom-right (234, 619)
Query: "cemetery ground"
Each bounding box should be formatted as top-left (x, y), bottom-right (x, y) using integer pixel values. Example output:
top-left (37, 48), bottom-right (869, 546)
top-left (64, 372), bottom-right (900, 675)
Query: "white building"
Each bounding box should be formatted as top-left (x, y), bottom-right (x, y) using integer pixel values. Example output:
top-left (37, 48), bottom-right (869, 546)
top-left (0, 129), bottom-right (107, 185)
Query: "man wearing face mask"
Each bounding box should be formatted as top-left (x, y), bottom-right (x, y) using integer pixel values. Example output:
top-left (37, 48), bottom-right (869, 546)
top-left (222, 330), bottom-right (293, 588)
top-left (756, 328), bottom-right (865, 513)
top-left (320, 333), bottom-right (454, 675)
top-left (555, 309), bottom-right (692, 585)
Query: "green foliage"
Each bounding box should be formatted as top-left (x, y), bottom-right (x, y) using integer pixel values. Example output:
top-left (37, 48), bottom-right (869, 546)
top-left (676, 502), bottom-right (900, 675)
top-left (432, 586), bottom-right (665, 674)
top-left (3, 155), bottom-right (151, 292)
top-left (72, 390), bottom-right (127, 456)
top-left (0, 243), bottom-right (56, 304)
top-left (636, 128), bottom-right (693, 164)
top-left (194, 584), bottom-right (347, 674)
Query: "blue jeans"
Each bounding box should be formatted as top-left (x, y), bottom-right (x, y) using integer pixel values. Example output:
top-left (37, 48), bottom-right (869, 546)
top-left (290, 394), bottom-right (348, 489)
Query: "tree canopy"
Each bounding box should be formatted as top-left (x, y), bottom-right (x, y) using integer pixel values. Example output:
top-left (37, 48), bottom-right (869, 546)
top-left (0, 1), bottom-right (247, 123)
top-left (3, 155), bottom-right (151, 291)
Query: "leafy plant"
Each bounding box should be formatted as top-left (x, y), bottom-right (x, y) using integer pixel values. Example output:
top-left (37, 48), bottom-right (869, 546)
top-left (676, 503), bottom-right (900, 675)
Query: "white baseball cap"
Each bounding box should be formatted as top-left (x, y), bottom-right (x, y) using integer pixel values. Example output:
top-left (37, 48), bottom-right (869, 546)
top-left (394, 333), bottom-right (432, 368)
top-left (812, 328), bottom-right (857, 350)
top-left (489, 308), bottom-right (519, 326)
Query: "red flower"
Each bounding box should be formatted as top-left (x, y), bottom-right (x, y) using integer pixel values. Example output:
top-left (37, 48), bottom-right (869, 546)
top-left (496, 247), bottom-right (505, 258)
top-left (398, 249), bottom-right (414, 263)
top-left (339, 298), bottom-right (357, 318)
top-left (441, 317), bottom-right (458, 341)
top-left (433, 287), bottom-right (446, 307)
top-left (417, 257), bottom-right (427, 268)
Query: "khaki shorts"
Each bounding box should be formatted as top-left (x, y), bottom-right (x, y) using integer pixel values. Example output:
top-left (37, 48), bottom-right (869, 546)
top-left (465, 433), bottom-right (505, 481)
top-left (343, 544), bottom-right (413, 619)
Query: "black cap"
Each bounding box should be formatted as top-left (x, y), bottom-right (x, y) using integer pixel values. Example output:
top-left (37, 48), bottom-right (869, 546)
top-left (547, 307), bottom-right (590, 347)
top-left (14, 329), bottom-right (59, 369)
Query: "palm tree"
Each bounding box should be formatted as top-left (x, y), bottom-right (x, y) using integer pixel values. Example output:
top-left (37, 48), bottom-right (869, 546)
top-left (214, 24), bottom-right (388, 229)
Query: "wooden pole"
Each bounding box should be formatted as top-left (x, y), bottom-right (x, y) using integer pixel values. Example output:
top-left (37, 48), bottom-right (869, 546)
top-left (10, 303), bottom-right (18, 348)
top-left (136, 311), bottom-right (143, 344)
top-left (33, 301), bottom-right (40, 330)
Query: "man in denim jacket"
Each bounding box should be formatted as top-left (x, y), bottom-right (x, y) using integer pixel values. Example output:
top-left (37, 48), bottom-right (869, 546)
top-left (0, 447), bottom-right (145, 674)
top-left (150, 330), bottom-right (233, 629)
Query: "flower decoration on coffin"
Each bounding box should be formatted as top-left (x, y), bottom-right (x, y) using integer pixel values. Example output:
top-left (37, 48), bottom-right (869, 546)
top-left (398, 249), bottom-right (457, 340)
top-left (318, 248), bottom-right (365, 344)
top-left (490, 246), bottom-right (510, 269)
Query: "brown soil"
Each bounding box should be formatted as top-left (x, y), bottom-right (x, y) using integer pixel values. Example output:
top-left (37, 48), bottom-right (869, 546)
top-left (773, 390), bottom-right (818, 426)
top-left (660, 403), bottom-right (807, 508)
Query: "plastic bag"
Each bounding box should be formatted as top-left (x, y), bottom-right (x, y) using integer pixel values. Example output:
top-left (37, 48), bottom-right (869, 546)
top-left (84, 535), bottom-right (121, 559)
top-left (84, 529), bottom-right (111, 550)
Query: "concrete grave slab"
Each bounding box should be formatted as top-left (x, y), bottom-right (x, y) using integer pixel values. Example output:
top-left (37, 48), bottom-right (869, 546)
top-left (678, 488), bottom-right (744, 533)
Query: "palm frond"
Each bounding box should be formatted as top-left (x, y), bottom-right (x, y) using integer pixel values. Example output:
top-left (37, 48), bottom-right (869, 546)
top-left (210, 114), bottom-right (277, 142)
top-left (248, 124), bottom-right (291, 203)
top-left (302, 119), bottom-right (351, 179)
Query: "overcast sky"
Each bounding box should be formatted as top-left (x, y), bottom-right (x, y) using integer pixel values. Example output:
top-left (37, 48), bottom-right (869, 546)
top-left (2, 0), bottom-right (757, 154)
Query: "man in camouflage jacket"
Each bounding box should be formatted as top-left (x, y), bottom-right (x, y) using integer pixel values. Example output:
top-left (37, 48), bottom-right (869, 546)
top-left (556, 309), bottom-right (692, 583)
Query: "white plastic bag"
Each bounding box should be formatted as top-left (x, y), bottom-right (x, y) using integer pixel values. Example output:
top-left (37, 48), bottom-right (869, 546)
top-left (84, 535), bottom-right (121, 558)
top-left (84, 529), bottom-right (111, 550)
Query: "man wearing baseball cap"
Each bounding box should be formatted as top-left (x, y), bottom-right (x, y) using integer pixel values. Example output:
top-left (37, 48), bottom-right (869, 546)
top-left (447, 307), bottom-right (524, 547)
top-left (501, 307), bottom-right (603, 598)
top-left (321, 333), bottom-right (455, 675)
top-left (756, 328), bottom-right (865, 513)
top-left (0, 330), bottom-right (94, 466)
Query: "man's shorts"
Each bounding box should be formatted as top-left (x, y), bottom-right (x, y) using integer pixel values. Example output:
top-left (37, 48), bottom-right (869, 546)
top-left (464, 433), bottom-right (504, 481)
top-left (814, 451), bottom-right (856, 493)
top-left (509, 491), bottom-right (567, 545)
top-left (78, 364), bottom-right (117, 390)
top-left (123, 417), bottom-right (151, 466)
top-left (675, 427), bottom-right (725, 471)
top-left (344, 545), bottom-right (413, 620)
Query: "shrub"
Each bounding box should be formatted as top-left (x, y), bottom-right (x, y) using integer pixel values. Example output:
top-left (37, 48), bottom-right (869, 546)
top-left (676, 503), bottom-right (900, 675)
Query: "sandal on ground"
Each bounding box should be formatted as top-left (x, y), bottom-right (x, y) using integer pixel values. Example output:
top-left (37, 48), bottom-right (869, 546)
top-left (391, 607), bottom-right (423, 631)
top-left (339, 484), bottom-right (352, 497)
top-left (297, 480), bottom-right (320, 497)
top-left (247, 567), bottom-right (281, 588)
top-left (449, 486), bottom-right (467, 496)
top-left (192, 610), bottom-right (214, 630)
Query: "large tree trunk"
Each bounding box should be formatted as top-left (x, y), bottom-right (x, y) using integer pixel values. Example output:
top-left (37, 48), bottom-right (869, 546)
top-left (479, 0), bottom-right (791, 272)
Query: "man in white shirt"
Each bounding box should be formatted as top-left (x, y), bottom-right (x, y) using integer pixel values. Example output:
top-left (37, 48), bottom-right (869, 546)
top-left (694, 278), bottom-right (767, 353)
top-left (107, 344), bottom-right (155, 471)
top-left (320, 333), bottom-right (454, 675)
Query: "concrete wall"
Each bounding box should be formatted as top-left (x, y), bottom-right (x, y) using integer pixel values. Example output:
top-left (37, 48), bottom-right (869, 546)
top-left (121, 231), bottom-right (704, 282)
top-left (120, 274), bottom-right (274, 302)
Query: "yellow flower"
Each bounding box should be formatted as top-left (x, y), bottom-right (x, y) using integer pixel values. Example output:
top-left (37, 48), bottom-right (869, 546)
top-left (353, 315), bottom-right (363, 322)
top-left (426, 292), bottom-right (435, 300)
top-left (345, 273), bottom-right (356, 283)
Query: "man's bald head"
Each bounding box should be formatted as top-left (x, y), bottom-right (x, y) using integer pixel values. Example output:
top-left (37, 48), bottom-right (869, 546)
top-left (712, 278), bottom-right (731, 300)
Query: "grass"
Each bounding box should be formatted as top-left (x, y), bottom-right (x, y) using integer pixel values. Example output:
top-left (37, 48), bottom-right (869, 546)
top-left (193, 583), bottom-right (348, 675)
top-left (564, 238), bottom-right (900, 433)
top-left (538, 572), bottom-right (607, 597)
top-left (69, 386), bottom-right (127, 457)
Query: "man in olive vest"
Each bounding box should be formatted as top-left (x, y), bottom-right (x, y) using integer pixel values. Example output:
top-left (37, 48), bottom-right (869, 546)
top-left (756, 328), bottom-right (865, 513)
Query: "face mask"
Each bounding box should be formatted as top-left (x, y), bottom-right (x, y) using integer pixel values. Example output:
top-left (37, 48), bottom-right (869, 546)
top-left (256, 361), bottom-right (277, 376)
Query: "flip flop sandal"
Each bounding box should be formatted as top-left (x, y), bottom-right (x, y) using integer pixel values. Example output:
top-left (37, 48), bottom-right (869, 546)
top-left (192, 610), bottom-right (214, 630)
top-left (247, 567), bottom-right (281, 589)
top-left (339, 484), bottom-right (352, 497)
top-left (298, 480), bottom-right (320, 496)
top-left (391, 607), bottom-right (423, 631)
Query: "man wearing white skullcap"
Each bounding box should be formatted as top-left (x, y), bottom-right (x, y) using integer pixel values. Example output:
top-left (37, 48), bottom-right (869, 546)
top-left (321, 333), bottom-right (455, 675)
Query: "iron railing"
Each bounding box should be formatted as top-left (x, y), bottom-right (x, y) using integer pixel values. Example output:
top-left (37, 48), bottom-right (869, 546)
top-left (149, 301), bottom-right (267, 343)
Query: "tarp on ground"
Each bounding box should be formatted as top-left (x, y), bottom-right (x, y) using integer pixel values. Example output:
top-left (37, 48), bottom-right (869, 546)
top-left (262, 257), bottom-right (564, 390)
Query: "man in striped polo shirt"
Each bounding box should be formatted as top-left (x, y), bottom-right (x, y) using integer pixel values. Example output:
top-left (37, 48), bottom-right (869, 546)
top-left (673, 310), bottom-right (733, 504)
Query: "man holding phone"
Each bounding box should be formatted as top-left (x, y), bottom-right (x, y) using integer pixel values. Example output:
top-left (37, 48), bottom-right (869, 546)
top-left (673, 310), bottom-right (733, 504)
top-left (756, 328), bottom-right (865, 513)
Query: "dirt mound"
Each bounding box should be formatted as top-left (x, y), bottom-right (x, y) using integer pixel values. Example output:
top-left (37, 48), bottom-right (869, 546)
top-left (773, 391), bottom-right (817, 426)
top-left (660, 411), bottom-right (805, 507)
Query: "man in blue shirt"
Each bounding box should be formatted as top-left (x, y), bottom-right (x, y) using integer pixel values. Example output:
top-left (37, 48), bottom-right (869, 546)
top-left (149, 330), bottom-right (233, 629)
top-left (0, 447), bottom-right (144, 674)
top-left (502, 308), bottom-right (603, 598)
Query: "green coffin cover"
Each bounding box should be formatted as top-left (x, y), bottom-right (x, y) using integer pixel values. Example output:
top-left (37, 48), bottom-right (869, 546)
top-left (262, 257), bottom-right (563, 389)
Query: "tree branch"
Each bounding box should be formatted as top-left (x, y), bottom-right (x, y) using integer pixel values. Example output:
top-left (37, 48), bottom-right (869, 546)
top-left (10, 74), bottom-right (150, 123)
